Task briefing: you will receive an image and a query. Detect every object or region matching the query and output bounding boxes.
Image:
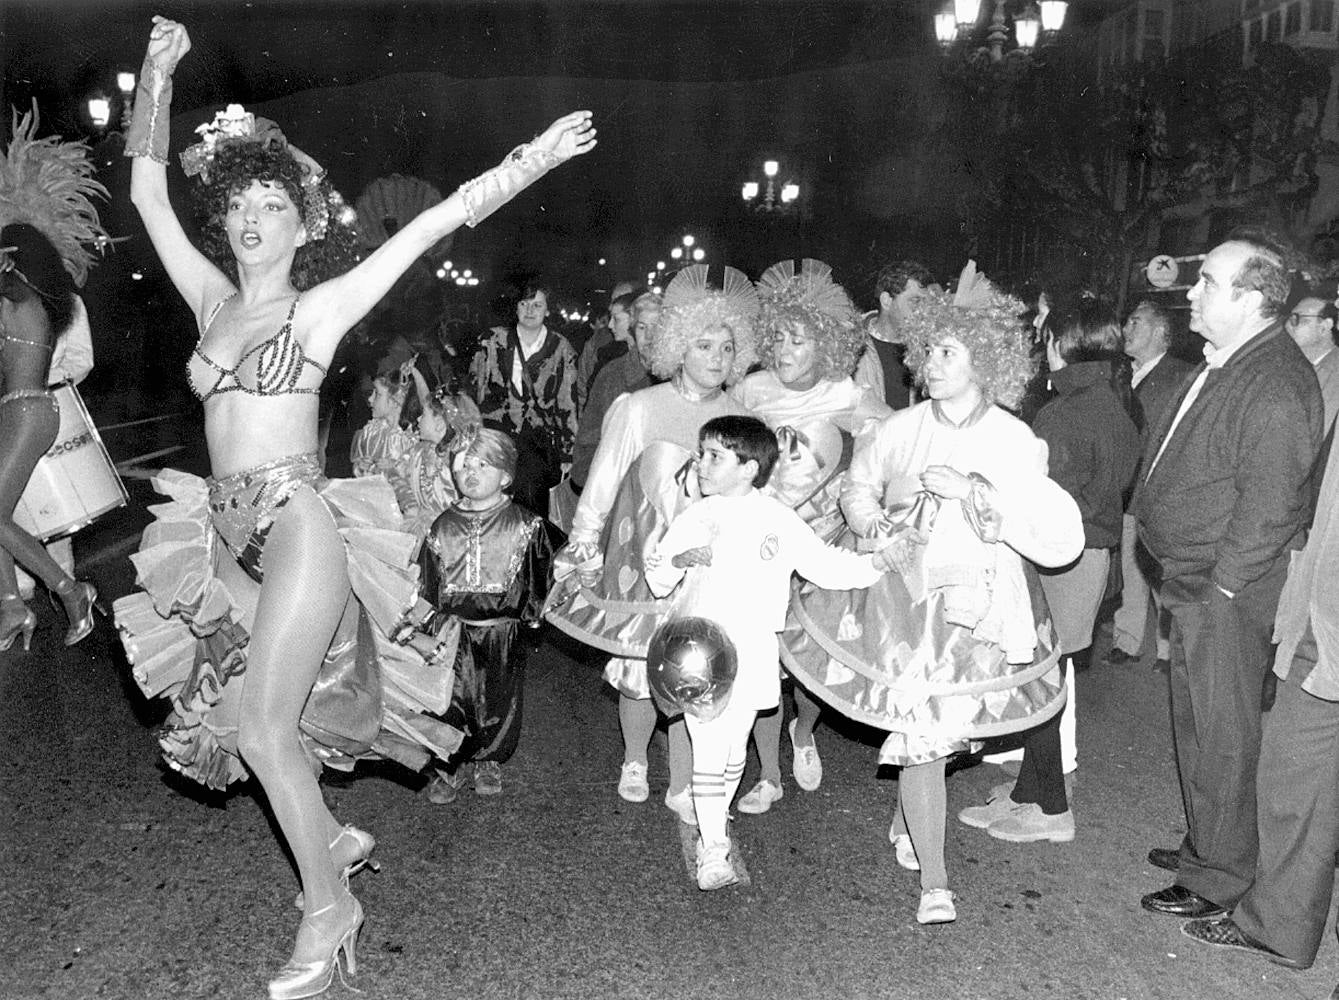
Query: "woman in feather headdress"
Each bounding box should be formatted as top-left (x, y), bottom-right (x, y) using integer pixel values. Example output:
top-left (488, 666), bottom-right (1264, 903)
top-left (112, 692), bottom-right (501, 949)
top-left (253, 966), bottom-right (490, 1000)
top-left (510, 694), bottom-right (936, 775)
top-left (727, 258), bottom-right (889, 814)
top-left (112, 17), bottom-right (595, 999)
top-left (544, 263), bottom-right (758, 822)
top-left (0, 105), bottom-right (109, 652)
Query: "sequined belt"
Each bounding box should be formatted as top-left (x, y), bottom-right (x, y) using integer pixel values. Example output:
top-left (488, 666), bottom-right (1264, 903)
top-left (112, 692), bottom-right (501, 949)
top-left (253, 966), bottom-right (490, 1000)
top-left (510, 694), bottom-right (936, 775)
top-left (207, 452), bottom-right (323, 572)
top-left (0, 387), bottom-right (56, 408)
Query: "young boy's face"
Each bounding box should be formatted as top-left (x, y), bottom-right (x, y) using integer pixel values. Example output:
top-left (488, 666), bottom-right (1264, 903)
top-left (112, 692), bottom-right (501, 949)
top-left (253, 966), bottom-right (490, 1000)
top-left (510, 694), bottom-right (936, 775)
top-left (696, 437), bottom-right (757, 498)
top-left (454, 452), bottom-right (511, 503)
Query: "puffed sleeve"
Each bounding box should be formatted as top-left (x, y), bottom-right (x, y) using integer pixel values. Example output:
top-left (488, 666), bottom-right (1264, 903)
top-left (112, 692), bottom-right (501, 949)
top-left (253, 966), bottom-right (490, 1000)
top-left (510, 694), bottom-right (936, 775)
top-left (841, 416), bottom-right (894, 536)
top-left (985, 432), bottom-right (1084, 568)
top-left (568, 391), bottom-right (644, 545)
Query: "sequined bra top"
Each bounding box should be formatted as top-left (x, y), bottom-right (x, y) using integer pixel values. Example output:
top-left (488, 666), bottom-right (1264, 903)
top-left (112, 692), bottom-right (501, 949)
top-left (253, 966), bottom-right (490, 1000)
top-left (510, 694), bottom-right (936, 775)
top-left (187, 294), bottom-right (327, 402)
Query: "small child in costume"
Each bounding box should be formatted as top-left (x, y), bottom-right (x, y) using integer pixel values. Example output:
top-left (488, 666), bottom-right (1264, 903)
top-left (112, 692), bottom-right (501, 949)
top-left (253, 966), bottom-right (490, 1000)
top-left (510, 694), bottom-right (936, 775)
top-left (349, 368), bottom-right (415, 478)
top-left (402, 428), bottom-right (553, 801)
top-left (645, 415), bottom-right (893, 890)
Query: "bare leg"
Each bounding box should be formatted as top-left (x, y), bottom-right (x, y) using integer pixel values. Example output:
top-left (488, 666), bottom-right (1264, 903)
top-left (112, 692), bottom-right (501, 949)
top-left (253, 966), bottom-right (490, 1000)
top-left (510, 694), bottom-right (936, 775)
top-left (751, 706), bottom-right (783, 787)
top-left (234, 488), bottom-right (355, 961)
top-left (899, 757), bottom-right (949, 891)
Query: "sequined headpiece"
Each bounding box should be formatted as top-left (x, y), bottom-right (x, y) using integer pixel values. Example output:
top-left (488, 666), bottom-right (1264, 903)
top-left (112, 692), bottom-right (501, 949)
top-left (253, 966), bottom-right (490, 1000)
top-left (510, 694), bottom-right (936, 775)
top-left (181, 104), bottom-right (350, 241)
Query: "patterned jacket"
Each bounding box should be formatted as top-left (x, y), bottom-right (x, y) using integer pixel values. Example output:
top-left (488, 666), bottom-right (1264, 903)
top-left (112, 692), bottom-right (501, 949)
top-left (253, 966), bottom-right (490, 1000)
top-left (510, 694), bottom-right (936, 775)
top-left (469, 326), bottom-right (579, 461)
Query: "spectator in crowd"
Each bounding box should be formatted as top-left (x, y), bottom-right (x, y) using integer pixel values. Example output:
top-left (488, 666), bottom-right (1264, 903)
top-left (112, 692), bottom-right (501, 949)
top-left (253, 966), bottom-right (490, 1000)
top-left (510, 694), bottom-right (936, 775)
top-left (577, 279), bottom-right (639, 393)
top-left (1284, 286), bottom-right (1339, 433)
top-left (1106, 299), bottom-right (1194, 669)
top-left (1135, 231), bottom-right (1323, 922)
top-left (1181, 352), bottom-right (1339, 972)
top-left (853, 260), bottom-right (934, 409)
top-left (469, 279), bottom-right (579, 519)
top-left (570, 291), bottom-right (659, 494)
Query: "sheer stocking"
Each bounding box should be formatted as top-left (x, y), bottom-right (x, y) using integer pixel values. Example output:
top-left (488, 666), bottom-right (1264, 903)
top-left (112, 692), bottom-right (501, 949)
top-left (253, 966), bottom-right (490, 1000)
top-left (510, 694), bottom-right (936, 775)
top-left (234, 487), bottom-right (352, 959)
top-left (899, 757), bottom-right (949, 891)
top-left (619, 694), bottom-right (691, 794)
top-left (0, 397), bottom-right (68, 597)
top-left (751, 706), bottom-right (783, 787)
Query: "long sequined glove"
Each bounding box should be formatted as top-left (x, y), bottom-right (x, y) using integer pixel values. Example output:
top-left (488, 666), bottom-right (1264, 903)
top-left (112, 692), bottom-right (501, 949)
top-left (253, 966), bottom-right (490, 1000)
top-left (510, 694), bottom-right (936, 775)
top-left (456, 142), bottom-right (563, 229)
top-left (123, 59), bottom-right (172, 163)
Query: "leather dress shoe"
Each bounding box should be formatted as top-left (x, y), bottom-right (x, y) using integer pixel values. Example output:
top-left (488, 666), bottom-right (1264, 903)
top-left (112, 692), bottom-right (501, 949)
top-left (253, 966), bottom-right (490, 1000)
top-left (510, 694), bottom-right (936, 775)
top-left (1181, 915), bottom-right (1307, 969)
top-left (1104, 647), bottom-right (1140, 666)
top-left (1140, 884), bottom-right (1227, 918)
top-left (1147, 847), bottom-right (1180, 872)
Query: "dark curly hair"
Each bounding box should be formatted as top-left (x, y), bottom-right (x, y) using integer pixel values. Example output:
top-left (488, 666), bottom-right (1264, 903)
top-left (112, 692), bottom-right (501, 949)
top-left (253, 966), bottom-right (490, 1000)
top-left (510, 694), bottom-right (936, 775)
top-left (0, 223), bottom-right (76, 336)
top-left (192, 142), bottom-right (359, 291)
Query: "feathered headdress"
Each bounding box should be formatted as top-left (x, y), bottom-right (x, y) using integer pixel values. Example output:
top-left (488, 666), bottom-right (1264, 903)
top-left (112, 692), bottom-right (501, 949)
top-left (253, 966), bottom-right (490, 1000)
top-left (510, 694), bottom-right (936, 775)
top-left (0, 103), bottom-right (109, 287)
top-left (649, 263), bottom-right (760, 382)
top-left (756, 258), bottom-right (863, 379)
top-left (900, 259), bottom-right (1036, 409)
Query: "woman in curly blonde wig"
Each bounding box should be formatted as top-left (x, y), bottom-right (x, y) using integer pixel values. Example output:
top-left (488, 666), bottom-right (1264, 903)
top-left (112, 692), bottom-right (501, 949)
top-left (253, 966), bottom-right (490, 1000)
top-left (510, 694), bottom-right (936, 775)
top-left (547, 264), bottom-right (758, 818)
top-left (727, 259), bottom-right (889, 814)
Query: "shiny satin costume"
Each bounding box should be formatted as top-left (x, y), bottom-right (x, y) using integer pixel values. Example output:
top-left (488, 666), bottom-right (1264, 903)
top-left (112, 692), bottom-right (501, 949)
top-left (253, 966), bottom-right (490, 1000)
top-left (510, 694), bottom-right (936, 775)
top-left (114, 295), bottom-right (462, 789)
top-left (418, 498), bottom-right (552, 766)
top-left (780, 401), bottom-right (1083, 766)
top-left (543, 380), bottom-right (747, 697)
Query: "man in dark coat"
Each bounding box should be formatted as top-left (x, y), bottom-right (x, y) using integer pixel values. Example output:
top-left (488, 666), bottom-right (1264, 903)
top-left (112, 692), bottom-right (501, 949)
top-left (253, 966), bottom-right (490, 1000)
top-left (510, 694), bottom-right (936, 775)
top-left (1107, 299), bottom-right (1194, 668)
top-left (853, 260), bottom-right (934, 409)
top-left (1134, 234), bottom-right (1324, 922)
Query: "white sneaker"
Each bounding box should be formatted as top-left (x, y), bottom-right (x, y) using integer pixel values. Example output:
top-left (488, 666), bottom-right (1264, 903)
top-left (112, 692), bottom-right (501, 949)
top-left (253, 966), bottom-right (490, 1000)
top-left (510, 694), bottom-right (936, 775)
top-left (736, 779), bottom-right (784, 815)
top-left (695, 839), bottom-right (739, 891)
top-left (788, 719), bottom-right (823, 792)
top-left (916, 888), bottom-right (957, 924)
top-left (665, 786), bottom-right (696, 825)
top-left (618, 761), bottom-right (649, 803)
top-left (889, 832), bottom-right (921, 871)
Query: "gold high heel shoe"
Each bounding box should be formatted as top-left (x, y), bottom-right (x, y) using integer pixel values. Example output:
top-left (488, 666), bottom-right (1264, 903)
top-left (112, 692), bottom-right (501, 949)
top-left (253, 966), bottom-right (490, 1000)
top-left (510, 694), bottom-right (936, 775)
top-left (268, 894), bottom-right (363, 1000)
top-left (54, 580), bottom-right (103, 647)
top-left (294, 825), bottom-right (379, 909)
top-left (0, 598), bottom-right (37, 653)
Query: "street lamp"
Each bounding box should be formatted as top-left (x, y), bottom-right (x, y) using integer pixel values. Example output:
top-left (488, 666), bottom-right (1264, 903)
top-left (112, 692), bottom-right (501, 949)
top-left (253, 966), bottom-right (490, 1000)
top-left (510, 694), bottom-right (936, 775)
top-left (741, 159), bottom-right (801, 214)
top-left (938, 0), bottom-right (1066, 61)
top-left (87, 96), bottom-right (111, 129)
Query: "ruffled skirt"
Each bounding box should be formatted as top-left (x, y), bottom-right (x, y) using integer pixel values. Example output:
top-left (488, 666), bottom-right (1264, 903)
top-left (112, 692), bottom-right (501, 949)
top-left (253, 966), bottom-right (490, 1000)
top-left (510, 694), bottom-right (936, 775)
top-left (113, 463), bottom-right (463, 790)
top-left (544, 442), bottom-right (696, 699)
top-left (780, 528), bottom-right (1065, 766)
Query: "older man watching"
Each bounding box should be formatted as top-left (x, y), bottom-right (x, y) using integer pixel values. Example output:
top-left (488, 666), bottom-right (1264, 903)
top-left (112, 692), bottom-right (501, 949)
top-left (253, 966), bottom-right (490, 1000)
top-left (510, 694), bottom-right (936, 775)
top-left (1135, 232), bottom-right (1324, 922)
top-left (569, 291), bottom-right (660, 495)
top-left (1107, 299), bottom-right (1194, 668)
top-left (1285, 287), bottom-right (1339, 433)
top-left (853, 260), bottom-right (934, 409)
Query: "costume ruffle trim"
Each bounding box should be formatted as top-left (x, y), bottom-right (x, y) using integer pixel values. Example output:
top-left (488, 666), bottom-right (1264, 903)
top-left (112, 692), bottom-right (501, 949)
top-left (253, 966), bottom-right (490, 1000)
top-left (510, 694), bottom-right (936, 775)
top-left (114, 469), bottom-right (462, 790)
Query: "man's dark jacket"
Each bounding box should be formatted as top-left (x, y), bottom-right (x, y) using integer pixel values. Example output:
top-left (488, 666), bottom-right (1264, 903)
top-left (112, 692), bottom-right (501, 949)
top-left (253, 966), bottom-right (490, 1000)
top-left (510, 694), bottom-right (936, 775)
top-left (1133, 320), bottom-right (1323, 594)
top-left (1134, 352), bottom-right (1195, 438)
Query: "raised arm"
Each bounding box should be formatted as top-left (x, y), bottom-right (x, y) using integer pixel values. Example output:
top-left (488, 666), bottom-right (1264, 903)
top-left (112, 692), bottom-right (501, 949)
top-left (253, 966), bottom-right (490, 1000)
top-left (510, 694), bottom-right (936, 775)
top-left (125, 17), bottom-right (233, 326)
top-left (301, 112), bottom-right (597, 357)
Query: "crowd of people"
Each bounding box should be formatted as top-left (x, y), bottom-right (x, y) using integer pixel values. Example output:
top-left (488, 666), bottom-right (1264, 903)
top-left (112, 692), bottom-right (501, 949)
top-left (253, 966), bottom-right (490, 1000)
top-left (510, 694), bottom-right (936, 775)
top-left (2, 13), bottom-right (1339, 1000)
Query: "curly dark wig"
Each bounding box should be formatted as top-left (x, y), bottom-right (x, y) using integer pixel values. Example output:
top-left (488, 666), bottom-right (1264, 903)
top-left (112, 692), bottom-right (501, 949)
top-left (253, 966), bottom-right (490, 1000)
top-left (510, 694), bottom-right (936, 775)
top-left (191, 142), bottom-right (359, 291)
top-left (0, 222), bottom-right (76, 335)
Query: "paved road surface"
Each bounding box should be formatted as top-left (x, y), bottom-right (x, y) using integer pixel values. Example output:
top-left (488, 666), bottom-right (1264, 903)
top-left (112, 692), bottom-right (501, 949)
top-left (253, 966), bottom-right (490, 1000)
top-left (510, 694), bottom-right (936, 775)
top-left (2, 432), bottom-right (1336, 1000)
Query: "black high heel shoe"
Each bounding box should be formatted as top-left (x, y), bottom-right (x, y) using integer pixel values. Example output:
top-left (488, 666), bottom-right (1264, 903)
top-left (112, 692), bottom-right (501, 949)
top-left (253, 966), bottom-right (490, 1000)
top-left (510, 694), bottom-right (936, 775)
top-left (54, 580), bottom-right (103, 647)
top-left (0, 597), bottom-right (37, 653)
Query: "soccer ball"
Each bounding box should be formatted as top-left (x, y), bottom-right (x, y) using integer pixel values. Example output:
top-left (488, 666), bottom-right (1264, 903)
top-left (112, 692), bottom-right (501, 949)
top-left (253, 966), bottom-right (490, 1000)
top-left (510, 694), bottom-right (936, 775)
top-left (646, 617), bottom-right (737, 722)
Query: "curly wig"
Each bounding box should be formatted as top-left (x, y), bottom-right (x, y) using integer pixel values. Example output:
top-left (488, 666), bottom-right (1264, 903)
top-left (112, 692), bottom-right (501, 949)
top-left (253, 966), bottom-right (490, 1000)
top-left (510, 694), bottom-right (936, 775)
top-left (755, 259), bottom-right (863, 380)
top-left (648, 265), bottom-right (760, 383)
top-left (900, 282), bottom-right (1036, 410)
top-left (192, 142), bottom-right (359, 291)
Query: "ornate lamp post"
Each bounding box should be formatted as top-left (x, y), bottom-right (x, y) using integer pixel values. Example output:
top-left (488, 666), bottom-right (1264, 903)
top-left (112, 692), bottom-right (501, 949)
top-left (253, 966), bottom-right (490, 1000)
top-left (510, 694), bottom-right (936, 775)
top-left (937, 0), bottom-right (1067, 61)
top-left (741, 160), bottom-right (800, 214)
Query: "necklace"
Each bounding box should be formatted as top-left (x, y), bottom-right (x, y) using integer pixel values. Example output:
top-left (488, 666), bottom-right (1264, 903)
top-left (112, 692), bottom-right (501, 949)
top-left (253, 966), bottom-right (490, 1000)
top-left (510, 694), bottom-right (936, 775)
top-left (1, 331), bottom-right (52, 352)
top-left (672, 372), bottom-right (723, 403)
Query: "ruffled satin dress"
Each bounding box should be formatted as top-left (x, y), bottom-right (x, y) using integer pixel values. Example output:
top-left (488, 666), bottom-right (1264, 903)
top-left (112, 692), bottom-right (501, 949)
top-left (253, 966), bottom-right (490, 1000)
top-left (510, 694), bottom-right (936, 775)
top-left (780, 402), bottom-right (1083, 766)
top-left (113, 461), bottom-right (463, 790)
top-left (544, 381), bottom-right (747, 698)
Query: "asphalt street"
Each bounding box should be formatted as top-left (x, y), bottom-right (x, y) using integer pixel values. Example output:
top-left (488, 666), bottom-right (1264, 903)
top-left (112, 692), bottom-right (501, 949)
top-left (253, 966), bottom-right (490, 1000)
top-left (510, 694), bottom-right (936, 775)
top-left (2, 421), bottom-right (1337, 1000)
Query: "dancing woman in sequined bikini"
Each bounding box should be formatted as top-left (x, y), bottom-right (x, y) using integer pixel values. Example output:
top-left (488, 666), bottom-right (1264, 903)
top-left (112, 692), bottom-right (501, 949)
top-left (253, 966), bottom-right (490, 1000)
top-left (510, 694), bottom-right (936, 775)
top-left (114, 17), bottom-right (594, 1000)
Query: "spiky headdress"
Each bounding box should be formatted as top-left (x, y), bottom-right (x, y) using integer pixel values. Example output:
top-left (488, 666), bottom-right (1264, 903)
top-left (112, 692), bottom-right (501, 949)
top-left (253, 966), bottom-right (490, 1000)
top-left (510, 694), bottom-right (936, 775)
top-left (648, 263), bottom-right (760, 382)
top-left (756, 258), bottom-right (863, 380)
top-left (900, 260), bottom-right (1036, 409)
top-left (0, 103), bottom-right (109, 287)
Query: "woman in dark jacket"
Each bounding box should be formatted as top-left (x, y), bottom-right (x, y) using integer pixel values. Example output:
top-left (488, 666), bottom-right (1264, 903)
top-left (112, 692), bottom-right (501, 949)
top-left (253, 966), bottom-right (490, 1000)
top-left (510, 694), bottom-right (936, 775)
top-left (958, 299), bottom-right (1141, 844)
